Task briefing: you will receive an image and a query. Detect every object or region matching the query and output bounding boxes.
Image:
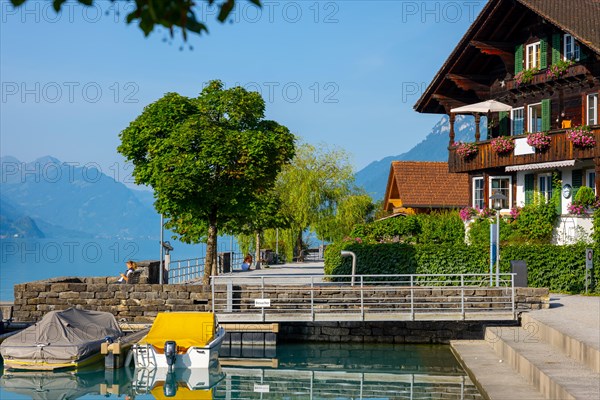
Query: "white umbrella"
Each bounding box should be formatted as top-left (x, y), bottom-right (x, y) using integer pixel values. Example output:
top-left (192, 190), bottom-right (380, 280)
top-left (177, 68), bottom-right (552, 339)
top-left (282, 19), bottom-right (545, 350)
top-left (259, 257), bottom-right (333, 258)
top-left (451, 99), bottom-right (512, 113)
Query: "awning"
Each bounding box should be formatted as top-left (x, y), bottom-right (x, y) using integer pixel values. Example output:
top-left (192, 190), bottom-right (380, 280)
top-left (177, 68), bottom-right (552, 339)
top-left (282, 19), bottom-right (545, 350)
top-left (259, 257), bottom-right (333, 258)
top-left (505, 160), bottom-right (576, 172)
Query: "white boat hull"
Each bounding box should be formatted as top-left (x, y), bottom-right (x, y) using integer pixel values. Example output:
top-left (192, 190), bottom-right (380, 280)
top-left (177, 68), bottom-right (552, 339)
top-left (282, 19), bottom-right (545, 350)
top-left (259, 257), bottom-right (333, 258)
top-left (131, 327), bottom-right (225, 370)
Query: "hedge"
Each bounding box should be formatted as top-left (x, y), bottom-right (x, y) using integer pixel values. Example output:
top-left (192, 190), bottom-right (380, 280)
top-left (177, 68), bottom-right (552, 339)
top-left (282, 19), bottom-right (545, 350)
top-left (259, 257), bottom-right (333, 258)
top-left (324, 241), bottom-right (599, 294)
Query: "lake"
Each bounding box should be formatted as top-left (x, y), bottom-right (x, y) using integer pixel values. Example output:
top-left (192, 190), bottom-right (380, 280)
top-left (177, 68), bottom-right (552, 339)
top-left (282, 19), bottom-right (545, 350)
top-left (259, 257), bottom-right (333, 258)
top-left (0, 342), bottom-right (482, 399)
top-left (0, 237), bottom-right (239, 301)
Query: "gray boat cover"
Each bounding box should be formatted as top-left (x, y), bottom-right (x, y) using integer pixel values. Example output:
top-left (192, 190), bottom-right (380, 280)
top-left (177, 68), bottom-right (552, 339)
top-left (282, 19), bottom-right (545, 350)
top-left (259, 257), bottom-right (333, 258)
top-left (0, 308), bottom-right (122, 364)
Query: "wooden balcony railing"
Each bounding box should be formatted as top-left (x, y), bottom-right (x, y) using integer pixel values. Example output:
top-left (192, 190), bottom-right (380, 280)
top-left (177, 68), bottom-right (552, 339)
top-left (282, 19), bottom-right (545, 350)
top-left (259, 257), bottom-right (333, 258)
top-left (503, 64), bottom-right (588, 92)
top-left (449, 127), bottom-right (600, 173)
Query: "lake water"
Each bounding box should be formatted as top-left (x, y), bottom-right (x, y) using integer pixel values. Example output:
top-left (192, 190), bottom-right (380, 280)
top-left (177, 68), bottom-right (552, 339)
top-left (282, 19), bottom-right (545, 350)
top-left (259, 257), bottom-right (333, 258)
top-left (0, 237), bottom-right (239, 301)
top-left (0, 342), bottom-right (482, 399)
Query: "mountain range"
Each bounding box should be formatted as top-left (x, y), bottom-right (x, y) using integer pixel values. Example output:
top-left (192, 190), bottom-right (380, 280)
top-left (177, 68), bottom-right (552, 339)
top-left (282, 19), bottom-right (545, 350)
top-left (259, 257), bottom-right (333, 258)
top-left (0, 115), bottom-right (479, 238)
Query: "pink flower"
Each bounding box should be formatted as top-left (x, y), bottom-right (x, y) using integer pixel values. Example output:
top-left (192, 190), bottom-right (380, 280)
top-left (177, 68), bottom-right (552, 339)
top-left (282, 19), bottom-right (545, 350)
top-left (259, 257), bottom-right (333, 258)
top-left (490, 136), bottom-right (515, 154)
top-left (567, 126), bottom-right (596, 148)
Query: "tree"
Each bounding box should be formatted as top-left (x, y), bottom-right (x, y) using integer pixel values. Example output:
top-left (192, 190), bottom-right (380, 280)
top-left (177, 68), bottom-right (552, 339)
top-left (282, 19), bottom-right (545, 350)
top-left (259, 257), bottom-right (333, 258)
top-left (275, 143), bottom-right (373, 261)
top-left (118, 80), bottom-right (295, 283)
top-left (10, 0), bottom-right (261, 40)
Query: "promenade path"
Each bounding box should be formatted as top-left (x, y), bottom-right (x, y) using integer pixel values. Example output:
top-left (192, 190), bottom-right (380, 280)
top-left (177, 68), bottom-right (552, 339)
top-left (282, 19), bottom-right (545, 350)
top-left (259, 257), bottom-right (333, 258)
top-left (216, 261), bottom-right (325, 285)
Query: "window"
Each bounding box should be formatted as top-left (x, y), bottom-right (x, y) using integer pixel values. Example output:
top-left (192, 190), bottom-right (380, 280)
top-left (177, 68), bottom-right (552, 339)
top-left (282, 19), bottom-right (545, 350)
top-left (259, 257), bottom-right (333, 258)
top-left (528, 103), bottom-right (543, 132)
top-left (564, 34), bottom-right (580, 61)
top-left (587, 93), bottom-right (598, 125)
top-left (526, 42), bottom-right (541, 69)
top-left (538, 174), bottom-right (553, 202)
top-left (473, 177), bottom-right (484, 209)
top-left (587, 170), bottom-right (596, 195)
top-left (489, 176), bottom-right (512, 210)
top-left (511, 107), bottom-right (524, 135)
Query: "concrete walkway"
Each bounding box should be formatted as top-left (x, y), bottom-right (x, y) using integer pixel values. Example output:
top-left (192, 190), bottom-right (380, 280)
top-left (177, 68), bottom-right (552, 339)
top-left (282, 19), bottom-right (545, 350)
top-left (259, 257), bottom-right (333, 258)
top-left (215, 261), bottom-right (326, 285)
top-left (451, 294), bottom-right (600, 400)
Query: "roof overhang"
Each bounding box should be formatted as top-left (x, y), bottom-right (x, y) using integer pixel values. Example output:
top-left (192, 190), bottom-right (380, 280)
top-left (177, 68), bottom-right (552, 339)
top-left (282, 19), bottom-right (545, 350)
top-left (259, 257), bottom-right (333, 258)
top-left (505, 160), bottom-right (576, 172)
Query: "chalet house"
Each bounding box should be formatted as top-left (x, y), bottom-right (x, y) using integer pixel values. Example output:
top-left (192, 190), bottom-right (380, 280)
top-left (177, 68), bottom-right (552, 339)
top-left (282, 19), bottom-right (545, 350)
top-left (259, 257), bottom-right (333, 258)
top-left (414, 0), bottom-right (599, 243)
top-left (383, 161), bottom-right (469, 214)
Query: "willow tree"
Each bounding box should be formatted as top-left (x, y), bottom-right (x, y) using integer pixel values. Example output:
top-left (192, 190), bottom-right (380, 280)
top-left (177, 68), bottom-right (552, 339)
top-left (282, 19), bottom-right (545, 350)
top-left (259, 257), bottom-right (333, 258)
top-left (118, 80), bottom-right (295, 283)
top-left (275, 143), bottom-right (373, 260)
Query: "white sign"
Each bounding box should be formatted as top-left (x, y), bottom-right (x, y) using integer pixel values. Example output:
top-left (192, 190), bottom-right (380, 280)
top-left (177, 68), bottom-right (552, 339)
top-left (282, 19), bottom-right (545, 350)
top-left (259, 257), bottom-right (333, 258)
top-left (254, 384), bottom-right (270, 393)
top-left (586, 248), bottom-right (594, 270)
top-left (254, 299), bottom-right (271, 308)
top-left (514, 138), bottom-right (535, 155)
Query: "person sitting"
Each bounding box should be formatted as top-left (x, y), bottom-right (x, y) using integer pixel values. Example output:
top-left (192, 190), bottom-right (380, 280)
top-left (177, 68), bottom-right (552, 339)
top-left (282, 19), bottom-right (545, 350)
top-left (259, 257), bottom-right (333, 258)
top-left (117, 260), bottom-right (137, 283)
top-left (241, 255), bottom-right (253, 271)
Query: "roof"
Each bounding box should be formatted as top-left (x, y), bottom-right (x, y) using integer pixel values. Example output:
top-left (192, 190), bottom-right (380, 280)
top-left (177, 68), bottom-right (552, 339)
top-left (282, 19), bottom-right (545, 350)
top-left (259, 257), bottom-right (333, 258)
top-left (384, 162), bottom-right (469, 209)
top-left (518, 0), bottom-right (600, 54)
top-left (414, 0), bottom-right (600, 113)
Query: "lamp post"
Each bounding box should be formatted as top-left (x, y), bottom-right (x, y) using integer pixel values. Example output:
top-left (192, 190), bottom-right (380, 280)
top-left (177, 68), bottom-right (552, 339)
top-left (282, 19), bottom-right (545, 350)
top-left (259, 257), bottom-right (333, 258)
top-left (490, 191), bottom-right (507, 287)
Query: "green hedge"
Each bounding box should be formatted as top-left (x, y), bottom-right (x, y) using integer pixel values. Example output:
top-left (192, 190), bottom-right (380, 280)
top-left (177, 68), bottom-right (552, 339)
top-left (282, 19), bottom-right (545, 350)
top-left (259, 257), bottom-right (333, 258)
top-left (324, 241), bottom-right (599, 294)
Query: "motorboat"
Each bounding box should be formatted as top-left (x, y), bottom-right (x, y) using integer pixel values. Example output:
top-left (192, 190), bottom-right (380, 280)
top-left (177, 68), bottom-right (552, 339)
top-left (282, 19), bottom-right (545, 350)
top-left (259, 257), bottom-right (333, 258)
top-left (0, 308), bottom-right (123, 371)
top-left (130, 312), bottom-right (225, 370)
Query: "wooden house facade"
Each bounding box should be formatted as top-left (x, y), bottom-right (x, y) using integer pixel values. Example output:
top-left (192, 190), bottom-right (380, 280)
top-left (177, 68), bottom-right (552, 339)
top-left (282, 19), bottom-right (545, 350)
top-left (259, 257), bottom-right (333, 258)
top-left (414, 0), bottom-right (599, 242)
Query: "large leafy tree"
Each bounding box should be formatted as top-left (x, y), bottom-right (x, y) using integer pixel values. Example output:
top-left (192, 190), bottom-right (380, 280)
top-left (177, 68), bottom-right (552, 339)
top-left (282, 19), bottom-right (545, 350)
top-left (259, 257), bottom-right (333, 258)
top-left (275, 143), bottom-right (373, 261)
top-left (10, 0), bottom-right (261, 40)
top-left (118, 80), bottom-right (295, 282)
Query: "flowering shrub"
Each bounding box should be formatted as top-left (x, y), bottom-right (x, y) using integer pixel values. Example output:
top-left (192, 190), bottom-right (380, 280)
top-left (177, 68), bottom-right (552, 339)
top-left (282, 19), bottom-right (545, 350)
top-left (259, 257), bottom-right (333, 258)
top-left (566, 125), bottom-right (596, 148)
top-left (509, 207), bottom-right (521, 220)
top-left (568, 202), bottom-right (588, 215)
top-left (546, 59), bottom-right (573, 80)
top-left (490, 136), bottom-right (515, 154)
top-left (526, 131), bottom-right (551, 150)
top-left (515, 68), bottom-right (538, 86)
top-left (478, 207), bottom-right (496, 219)
top-left (454, 141), bottom-right (478, 159)
top-left (459, 206), bottom-right (496, 221)
top-left (459, 207), bottom-right (477, 221)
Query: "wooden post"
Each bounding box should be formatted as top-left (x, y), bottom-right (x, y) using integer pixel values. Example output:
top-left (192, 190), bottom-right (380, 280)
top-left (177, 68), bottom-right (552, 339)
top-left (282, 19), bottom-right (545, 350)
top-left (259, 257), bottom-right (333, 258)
top-left (449, 113), bottom-right (456, 145)
top-left (475, 114), bottom-right (481, 142)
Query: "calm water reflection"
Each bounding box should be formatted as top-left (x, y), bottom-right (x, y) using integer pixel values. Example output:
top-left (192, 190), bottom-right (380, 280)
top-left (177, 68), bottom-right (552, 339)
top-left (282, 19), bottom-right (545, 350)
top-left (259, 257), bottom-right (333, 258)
top-left (1, 343), bottom-right (482, 399)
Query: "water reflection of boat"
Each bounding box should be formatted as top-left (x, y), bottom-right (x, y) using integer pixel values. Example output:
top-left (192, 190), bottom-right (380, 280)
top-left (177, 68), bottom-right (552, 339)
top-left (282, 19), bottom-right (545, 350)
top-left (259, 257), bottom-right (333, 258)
top-left (131, 312), bottom-right (225, 370)
top-left (0, 367), bottom-right (131, 400)
top-left (0, 308), bottom-right (123, 371)
top-left (132, 365), bottom-right (225, 399)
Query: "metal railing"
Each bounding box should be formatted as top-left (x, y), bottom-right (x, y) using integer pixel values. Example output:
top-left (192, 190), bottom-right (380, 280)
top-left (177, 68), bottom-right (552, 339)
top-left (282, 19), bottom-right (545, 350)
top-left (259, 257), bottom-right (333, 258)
top-left (168, 257), bottom-right (205, 284)
top-left (211, 273), bottom-right (516, 322)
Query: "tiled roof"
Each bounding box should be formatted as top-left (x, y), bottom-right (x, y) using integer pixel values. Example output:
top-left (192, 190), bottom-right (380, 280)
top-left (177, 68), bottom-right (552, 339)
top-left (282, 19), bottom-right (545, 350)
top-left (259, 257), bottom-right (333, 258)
top-left (385, 161), bottom-right (469, 209)
top-left (518, 0), bottom-right (600, 54)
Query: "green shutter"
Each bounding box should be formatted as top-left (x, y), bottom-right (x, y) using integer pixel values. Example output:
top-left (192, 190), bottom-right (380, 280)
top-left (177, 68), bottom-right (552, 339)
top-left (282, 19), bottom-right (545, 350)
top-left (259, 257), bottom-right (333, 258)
top-left (541, 99), bottom-right (551, 131)
top-left (499, 111), bottom-right (509, 136)
top-left (572, 169), bottom-right (583, 199)
top-left (525, 174), bottom-right (535, 205)
top-left (540, 37), bottom-right (548, 69)
top-left (515, 44), bottom-right (524, 74)
top-left (552, 34), bottom-right (561, 65)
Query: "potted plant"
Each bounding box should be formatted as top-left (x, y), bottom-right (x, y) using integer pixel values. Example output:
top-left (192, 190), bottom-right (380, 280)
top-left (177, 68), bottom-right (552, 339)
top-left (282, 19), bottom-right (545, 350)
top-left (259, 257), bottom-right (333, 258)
top-left (526, 131), bottom-right (551, 151)
top-left (515, 67), bottom-right (539, 86)
top-left (453, 141), bottom-right (478, 159)
top-left (566, 125), bottom-right (596, 148)
top-left (490, 136), bottom-right (515, 155)
top-left (546, 59), bottom-right (573, 80)
top-left (568, 187), bottom-right (597, 215)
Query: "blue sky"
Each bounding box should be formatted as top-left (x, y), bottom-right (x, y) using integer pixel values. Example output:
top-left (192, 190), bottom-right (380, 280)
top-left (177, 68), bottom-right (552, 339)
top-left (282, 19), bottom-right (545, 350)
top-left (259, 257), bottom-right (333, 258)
top-left (1, 0), bottom-right (486, 180)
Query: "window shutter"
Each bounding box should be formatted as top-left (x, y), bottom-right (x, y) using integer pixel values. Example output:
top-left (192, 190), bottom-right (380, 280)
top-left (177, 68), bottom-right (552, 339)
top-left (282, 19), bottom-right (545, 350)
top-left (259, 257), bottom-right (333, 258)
top-left (572, 169), bottom-right (583, 199)
top-left (499, 111), bottom-right (509, 135)
top-left (525, 174), bottom-right (535, 205)
top-left (552, 34), bottom-right (561, 65)
top-left (541, 99), bottom-right (551, 131)
top-left (540, 37), bottom-right (548, 69)
top-left (515, 44), bottom-right (524, 74)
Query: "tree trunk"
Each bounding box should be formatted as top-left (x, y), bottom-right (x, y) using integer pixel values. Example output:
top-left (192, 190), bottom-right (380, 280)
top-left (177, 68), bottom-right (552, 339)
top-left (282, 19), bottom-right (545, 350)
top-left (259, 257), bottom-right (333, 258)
top-left (255, 231), bottom-right (261, 269)
top-left (203, 209), bottom-right (218, 285)
top-left (296, 230), bottom-right (304, 262)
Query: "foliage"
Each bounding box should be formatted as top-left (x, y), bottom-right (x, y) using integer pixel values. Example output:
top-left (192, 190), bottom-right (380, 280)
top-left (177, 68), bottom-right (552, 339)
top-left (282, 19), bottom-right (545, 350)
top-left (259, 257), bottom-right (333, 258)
top-left (546, 59), bottom-right (573, 79)
top-left (274, 143), bottom-right (371, 260)
top-left (574, 186), bottom-right (596, 207)
top-left (453, 141), bottom-right (478, 158)
top-left (10, 0), bottom-right (262, 41)
top-left (324, 242), bottom-right (598, 294)
top-left (593, 208), bottom-right (600, 246)
top-left (490, 136), bottom-right (515, 154)
top-left (118, 80), bottom-right (295, 282)
top-left (515, 68), bottom-right (539, 86)
top-left (526, 131), bottom-right (551, 150)
top-left (414, 211), bottom-right (465, 245)
top-left (566, 125), bottom-right (596, 148)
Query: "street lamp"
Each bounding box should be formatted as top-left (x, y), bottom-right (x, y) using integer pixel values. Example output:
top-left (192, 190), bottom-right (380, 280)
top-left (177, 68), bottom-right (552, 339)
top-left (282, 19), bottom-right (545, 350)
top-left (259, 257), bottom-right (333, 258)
top-left (490, 191), bottom-right (507, 287)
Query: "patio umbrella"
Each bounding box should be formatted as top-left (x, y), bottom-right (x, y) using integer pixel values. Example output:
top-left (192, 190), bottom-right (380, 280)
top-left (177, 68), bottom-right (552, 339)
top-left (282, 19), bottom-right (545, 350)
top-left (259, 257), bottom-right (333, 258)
top-left (450, 100), bottom-right (512, 113)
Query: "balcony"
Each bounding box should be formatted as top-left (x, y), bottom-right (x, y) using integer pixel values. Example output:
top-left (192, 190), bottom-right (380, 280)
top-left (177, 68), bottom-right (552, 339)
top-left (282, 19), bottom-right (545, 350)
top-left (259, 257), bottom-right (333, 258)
top-left (449, 127), bottom-right (600, 173)
top-left (502, 64), bottom-right (589, 92)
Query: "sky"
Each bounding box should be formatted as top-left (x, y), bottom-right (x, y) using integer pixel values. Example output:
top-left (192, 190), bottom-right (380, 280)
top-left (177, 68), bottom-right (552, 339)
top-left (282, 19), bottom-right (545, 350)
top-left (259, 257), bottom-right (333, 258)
top-left (1, 0), bottom-right (486, 182)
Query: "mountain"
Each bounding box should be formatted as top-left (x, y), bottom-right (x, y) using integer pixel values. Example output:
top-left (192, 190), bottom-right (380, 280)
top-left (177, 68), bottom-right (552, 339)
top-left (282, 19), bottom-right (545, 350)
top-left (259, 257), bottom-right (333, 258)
top-left (355, 115), bottom-right (480, 200)
top-left (0, 195), bottom-right (45, 238)
top-left (1, 156), bottom-right (159, 239)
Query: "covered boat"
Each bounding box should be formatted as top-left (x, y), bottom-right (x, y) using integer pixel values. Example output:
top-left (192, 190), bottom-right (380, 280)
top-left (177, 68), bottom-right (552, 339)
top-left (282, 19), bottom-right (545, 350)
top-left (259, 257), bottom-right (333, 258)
top-left (130, 312), bottom-right (225, 370)
top-left (0, 308), bottom-right (123, 371)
